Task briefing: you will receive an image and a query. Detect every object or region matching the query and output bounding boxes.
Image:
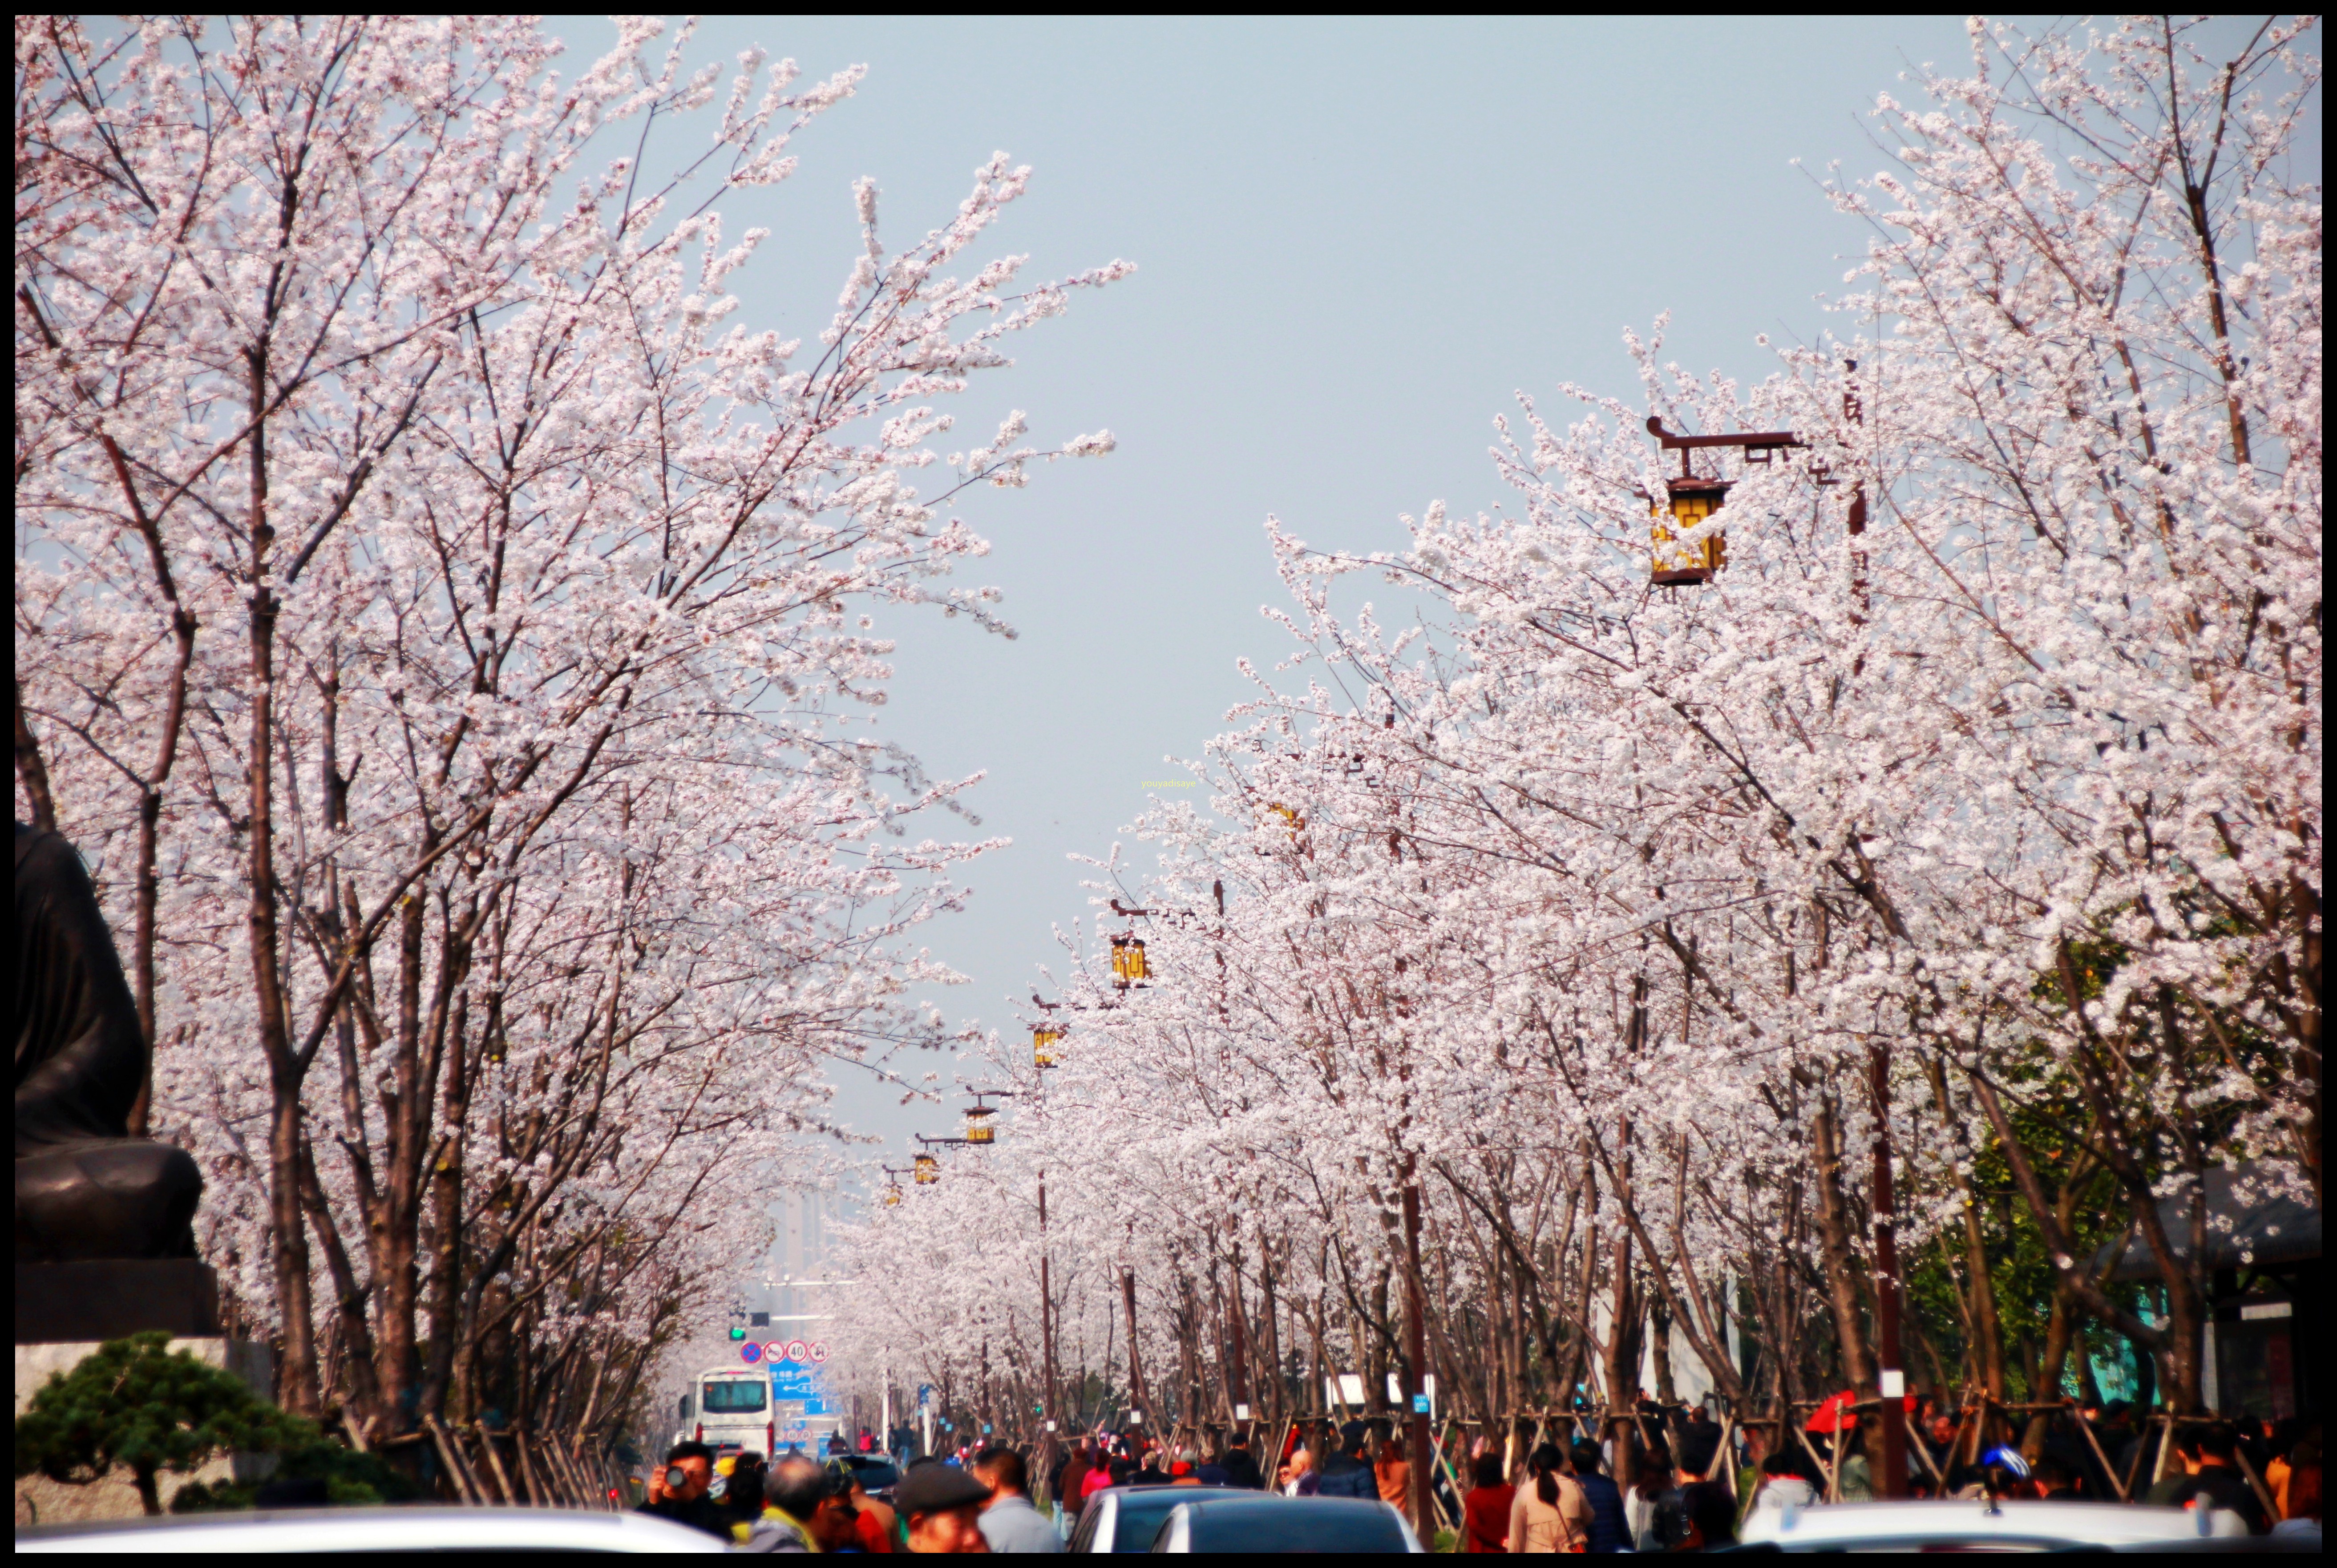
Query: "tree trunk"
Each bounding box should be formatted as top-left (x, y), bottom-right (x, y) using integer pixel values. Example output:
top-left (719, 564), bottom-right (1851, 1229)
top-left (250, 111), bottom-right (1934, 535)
top-left (1809, 1096), bottom-right (1878, 1393)
top-left (245, 342), bottom-right (321, 1418)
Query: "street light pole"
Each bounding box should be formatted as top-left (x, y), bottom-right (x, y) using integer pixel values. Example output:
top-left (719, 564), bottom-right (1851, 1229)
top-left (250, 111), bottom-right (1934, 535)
top-left (1403, 1179), bottom-right (1434, 1538)
top-left (1870, 1043), bottom-right (1908, 1498)
top-left (1122, 1268), bottom-right (1149, 1430)
top-left (1040, 1170), bottom-right (1059, 1430)
top-left (1227, 1241), bottom-right (1250, 1429)
top-left (1840, 359), bottom-right (1904, 1499)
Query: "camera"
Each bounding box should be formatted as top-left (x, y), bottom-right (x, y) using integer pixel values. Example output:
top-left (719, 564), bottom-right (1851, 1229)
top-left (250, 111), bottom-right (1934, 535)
top-left (664, 1465), bottom-right (691, 1491)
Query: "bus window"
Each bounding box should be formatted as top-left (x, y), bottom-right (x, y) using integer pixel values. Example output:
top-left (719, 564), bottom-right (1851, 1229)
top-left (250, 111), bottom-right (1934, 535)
top-left (702, 1380), bottom-right (768, 1413)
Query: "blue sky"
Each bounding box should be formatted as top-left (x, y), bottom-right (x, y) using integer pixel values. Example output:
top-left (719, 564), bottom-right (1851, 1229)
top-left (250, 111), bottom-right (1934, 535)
top-left (546, 16), bottom-right (2292, 1160)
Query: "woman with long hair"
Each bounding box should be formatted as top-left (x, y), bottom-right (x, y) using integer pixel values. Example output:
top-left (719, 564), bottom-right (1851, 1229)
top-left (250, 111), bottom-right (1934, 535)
top-left (1506, 1443), bottom-right (1589, 1552)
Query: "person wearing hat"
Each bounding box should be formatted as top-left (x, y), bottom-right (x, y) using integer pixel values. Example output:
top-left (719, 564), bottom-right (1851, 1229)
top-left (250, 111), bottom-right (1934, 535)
top-left (896, 1457), bottom-right (996, 1552)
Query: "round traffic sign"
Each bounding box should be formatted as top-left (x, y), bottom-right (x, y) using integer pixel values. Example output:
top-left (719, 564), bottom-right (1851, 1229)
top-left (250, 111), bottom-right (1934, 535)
top-left (764, 1342), bottom-right (786, 1363)
top-left (809, 1342), bottom-right (829, 1364)
top-left (785, 1339), bottom-right (810, 1364)
top-left (739, 1341), bottom-right (763, 1364)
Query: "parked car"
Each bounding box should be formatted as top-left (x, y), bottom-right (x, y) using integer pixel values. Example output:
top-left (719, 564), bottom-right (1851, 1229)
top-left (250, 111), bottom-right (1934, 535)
top-left (1152, 1493), bottom-right (1422, 1553)
top-left (1067, 1484), bottom-right (1241, 1552)
top-left (16, 1506), bottom-right (727, 1553)
top-left (1736, 1498), bottom-right (2283, 1553)
top-left (828, 1452), bottom-right (901, 1504)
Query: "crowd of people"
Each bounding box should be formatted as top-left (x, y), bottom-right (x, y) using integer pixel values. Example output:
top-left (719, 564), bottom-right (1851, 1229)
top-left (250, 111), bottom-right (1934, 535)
top-left (628, 1398), bottom-right (2321, 1552)
top-left (1443, 1395), bottom-right (2324, 1552)
top-left (633, 1437), bottom-right (1053, 1552)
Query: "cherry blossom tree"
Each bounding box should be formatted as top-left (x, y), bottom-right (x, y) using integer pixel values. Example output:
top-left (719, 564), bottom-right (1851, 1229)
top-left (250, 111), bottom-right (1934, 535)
top-left (833, 15), bottom-right (2316, 1460)
top-left (17, 12), bottom-right (1126, 1449)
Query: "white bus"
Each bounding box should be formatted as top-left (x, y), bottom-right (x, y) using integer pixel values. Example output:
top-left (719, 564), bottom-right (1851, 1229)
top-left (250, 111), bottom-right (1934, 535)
top-left (680, 1366), bottom-right (774, 1457)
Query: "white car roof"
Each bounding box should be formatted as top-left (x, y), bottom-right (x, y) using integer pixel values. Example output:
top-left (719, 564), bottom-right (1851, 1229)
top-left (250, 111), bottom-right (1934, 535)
top-left (17, 1505), bottom-right (729, 1553)
top-left (1740, 1498), bottom-right (2247, 1548)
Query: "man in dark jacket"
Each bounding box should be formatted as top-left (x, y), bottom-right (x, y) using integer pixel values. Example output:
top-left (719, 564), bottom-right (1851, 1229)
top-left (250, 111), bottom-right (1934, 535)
top-left (1570, 1439), bottom-right (1629, 1552)
top-left (1220, 1431), bottom-right (1265, 1490)
top-left (1315, 1422), bottom-right (1379, 1499)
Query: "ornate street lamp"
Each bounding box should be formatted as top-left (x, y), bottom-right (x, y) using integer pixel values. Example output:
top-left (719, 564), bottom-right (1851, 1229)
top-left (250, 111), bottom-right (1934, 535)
top-left (913, 1153), bottom-right (939, 1184)
top-left (1110, 933), bottom-right (1149, 989)
top-left (1651, 473), bottom-right (1732, 586)
top-left (1033, 1027), bottom-right (1063, 1070)
top-left (881, 1164), bottom-right (911, 1206)
top-left (1643, 415), bottom-right (1811, 587)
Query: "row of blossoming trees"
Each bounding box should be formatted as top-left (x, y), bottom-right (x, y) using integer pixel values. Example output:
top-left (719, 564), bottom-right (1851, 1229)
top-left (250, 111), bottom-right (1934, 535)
top-left (15, 13), bottom-right (1124, 1460)
top-left (833, 18), bottom-right (2319, 1464)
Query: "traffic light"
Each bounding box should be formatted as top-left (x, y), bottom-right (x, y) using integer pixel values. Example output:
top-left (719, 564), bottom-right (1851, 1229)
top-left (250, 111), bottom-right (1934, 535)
top-left (729, 1326), bottom-right (746, 1342)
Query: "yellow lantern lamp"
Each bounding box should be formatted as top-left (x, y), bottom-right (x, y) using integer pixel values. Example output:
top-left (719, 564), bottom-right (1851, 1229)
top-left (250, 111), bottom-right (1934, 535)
top-left (1651, 474), bottom-right (1731, 586)
top-left (963, 1102), bottom-right (999, 1145)
top-left (1034, 1027), bottom-right (1063, 1069)
top-left (1111, 934), bottom-right (1149, 988)
top-left (883, 1183), bottom-right (904, 1208)
top-left (913, 1153), bottom-right (939, 1184)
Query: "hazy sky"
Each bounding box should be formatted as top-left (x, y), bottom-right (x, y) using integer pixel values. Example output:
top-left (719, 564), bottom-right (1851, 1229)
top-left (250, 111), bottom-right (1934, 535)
top-left (548, 14), bottom-right (2044, 1163)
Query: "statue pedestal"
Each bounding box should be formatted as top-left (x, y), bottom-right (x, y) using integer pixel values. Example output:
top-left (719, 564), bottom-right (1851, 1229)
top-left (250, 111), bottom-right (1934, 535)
top-left (14, 1259), bottom-right (220, 1344)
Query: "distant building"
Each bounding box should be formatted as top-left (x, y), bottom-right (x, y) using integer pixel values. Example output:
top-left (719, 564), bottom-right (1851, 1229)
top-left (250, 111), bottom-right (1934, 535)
top-left (2095, 1163), bottom-right (2320, 1420)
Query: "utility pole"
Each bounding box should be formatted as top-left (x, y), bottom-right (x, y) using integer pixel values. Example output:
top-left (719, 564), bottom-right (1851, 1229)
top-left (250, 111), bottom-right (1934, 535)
top-left (1122, 1268), bottom-right (1149, 1431)
top-left (1403, 1180), bottom-right (1435, 1538)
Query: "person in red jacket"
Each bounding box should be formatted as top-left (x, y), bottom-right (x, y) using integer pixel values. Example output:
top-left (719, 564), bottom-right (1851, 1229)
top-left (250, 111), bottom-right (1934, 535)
top-left (1463, 1451), bottom-right (1515, 1552)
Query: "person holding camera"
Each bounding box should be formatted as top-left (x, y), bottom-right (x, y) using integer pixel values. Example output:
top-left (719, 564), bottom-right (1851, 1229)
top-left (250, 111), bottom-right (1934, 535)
top-left (636, 1440), bottom-right (732, 1540)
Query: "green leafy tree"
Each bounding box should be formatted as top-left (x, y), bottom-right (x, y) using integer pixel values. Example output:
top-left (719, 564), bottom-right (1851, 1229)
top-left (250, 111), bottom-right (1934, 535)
top-left (168, 1431), bottom-right (416, 1513)
top-left (13, 1331), bottom-right (311, 1515)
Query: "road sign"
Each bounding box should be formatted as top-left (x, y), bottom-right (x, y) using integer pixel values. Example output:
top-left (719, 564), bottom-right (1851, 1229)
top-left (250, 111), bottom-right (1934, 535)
top-left (785, 1339), bottom-right (810, 1364)
top-left (1412, 1393), bottom-right (1430, 1414)
top-left (918, 1384), bottom-right (933, 1409)
top-left (809, 1342), bottom-right (829, 1364)
top-left (739, 1341), bottom-right (763, 1364)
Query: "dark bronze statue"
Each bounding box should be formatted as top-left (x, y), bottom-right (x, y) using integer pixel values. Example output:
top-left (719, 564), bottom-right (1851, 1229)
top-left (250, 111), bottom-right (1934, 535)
top-left (15, 821), bottom-right (202, 1261)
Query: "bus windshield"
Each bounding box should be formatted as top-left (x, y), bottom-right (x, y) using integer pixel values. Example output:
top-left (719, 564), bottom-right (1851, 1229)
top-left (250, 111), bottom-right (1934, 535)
top-left (701, 1379), bottom-right (768, 1413)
